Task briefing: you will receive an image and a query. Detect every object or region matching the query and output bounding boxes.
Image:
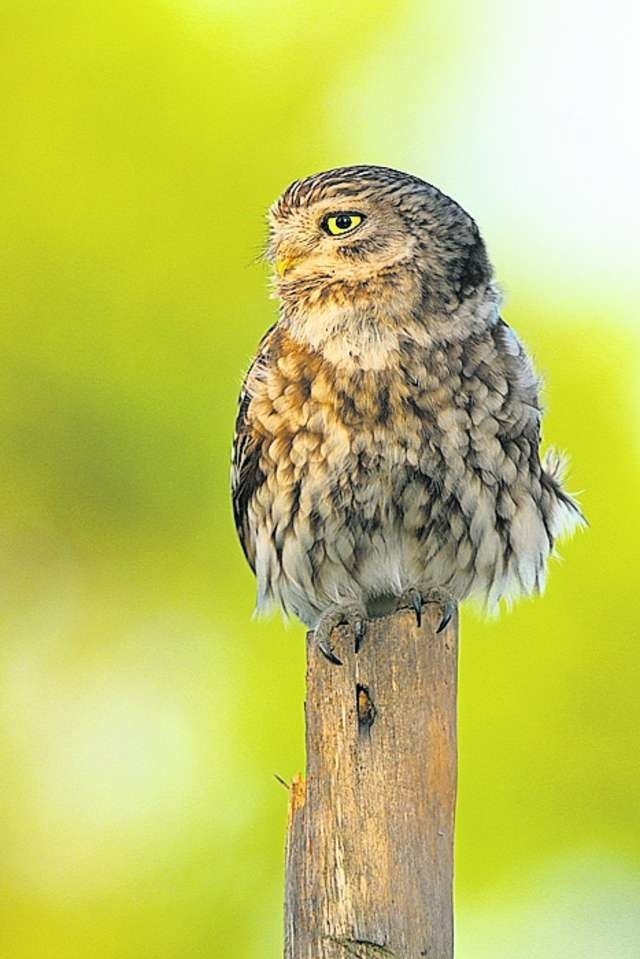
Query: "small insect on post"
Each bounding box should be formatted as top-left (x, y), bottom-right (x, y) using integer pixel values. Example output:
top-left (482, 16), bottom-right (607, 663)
top-left (284, 605), bottom-right (458, 959)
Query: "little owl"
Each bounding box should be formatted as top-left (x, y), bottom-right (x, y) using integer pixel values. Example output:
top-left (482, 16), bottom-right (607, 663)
top-left (232, 165), bottom-right (583, 663)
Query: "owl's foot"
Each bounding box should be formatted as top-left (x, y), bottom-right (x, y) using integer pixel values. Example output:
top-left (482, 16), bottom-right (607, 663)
top-left (312, 603), bottom-right (368, 666)
top-left (398, 586), bottom-right (457, 634)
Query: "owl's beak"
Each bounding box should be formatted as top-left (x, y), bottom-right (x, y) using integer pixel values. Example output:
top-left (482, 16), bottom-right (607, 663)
top-left (275, 256), bottom-right (300, 278)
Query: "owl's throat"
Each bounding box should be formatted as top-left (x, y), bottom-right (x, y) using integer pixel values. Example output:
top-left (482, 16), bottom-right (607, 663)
top-left (284, 303), bottom-right (421, 371)
top-left (281, 271), bottom-right (426, 371)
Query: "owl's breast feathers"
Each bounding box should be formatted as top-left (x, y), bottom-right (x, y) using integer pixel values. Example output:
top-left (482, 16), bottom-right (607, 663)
top-left (232, 324), bottom-right (413, 571)
top-left (232, 318), bottom-right (583, 611)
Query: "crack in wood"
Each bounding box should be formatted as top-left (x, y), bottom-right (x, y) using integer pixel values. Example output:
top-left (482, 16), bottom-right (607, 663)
top-left (326, 935), bottom-right (397, 958)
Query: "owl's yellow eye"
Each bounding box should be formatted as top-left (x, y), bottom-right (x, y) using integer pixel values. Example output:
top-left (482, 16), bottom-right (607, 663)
top-left (322, 212), bottom-right (365, 236)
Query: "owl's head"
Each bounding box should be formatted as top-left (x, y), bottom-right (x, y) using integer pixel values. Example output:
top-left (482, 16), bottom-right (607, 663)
top-left (267, 165), bottom-right (494, 320)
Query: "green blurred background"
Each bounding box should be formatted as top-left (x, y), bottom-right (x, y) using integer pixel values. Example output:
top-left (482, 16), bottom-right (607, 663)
top-left (1, 1), bottom-right (639, 956)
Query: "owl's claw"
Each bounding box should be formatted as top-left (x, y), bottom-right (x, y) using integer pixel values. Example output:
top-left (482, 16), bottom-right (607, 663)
top-left (318, 641), bottom-right (343, 666)
top-left (397, 586), bottom-right (424, 627)
top-left (397, 587), bottom-right (457, 633)
top-left (411, 591), bottom-right (423, 628)
top-left (312, 603), bottom-right (368, 665)
top-left (436, 602), bottom-right (456, 633)
top-left (354, 619), bottom-right (367, 653)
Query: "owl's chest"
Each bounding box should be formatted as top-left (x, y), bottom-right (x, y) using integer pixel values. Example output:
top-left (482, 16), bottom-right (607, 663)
top-left (249, 352), bottom-right (457, 487)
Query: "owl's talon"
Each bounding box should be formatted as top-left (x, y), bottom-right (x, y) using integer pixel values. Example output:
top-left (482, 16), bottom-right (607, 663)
top-left (412, 592), bottom-right (423, 628)
top-left (436, 602), bottom-right (456, 633)
top-left (312, 602), bottom-right (368, 666)
top-left (396, 586), bottom-right (423, 626)
top-left (318, 642), bottom-right (343, 666)
top-left (397, 587), bottom-right (457, 633)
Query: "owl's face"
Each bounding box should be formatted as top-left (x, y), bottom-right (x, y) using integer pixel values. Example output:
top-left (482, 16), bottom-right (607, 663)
top-left (268, 185), bottom-right (418, 285)
top-left (267, 166), bottom-right (495, 344)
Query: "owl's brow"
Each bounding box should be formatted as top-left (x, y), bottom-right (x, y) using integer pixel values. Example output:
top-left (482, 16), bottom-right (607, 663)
top-left (278, 173), bottom-right (422, 215)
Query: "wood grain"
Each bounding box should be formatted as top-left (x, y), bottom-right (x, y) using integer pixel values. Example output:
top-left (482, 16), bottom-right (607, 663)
top-left (284, 606), bottom-right (458, 959)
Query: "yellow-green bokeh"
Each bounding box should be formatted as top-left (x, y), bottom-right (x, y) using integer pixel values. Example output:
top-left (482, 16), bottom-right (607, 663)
top-left (1, 2), bottom-right (638, 957)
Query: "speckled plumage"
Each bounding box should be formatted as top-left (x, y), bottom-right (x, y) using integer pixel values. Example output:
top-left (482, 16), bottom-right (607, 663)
top-left (232, 165), bottom-right (583, 645)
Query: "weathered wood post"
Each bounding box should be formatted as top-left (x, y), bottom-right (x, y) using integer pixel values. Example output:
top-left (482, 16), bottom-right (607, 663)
top-left (284, 604), bottom-right (459, 959)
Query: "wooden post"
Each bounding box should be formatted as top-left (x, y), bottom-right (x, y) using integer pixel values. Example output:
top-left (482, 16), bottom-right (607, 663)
top-left (284, 605), bottom-right (459, 959)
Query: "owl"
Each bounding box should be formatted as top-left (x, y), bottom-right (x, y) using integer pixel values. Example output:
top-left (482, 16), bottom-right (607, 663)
top-left (232, 165), bottom-right (584, 664)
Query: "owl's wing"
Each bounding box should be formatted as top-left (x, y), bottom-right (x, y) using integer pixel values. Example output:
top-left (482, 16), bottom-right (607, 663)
top-left (231, 325), bottom-right (275, 573)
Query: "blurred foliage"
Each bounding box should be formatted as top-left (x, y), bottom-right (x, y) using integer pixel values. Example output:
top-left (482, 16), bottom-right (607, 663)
top-left (1, 1), bottom-right (638, 957)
